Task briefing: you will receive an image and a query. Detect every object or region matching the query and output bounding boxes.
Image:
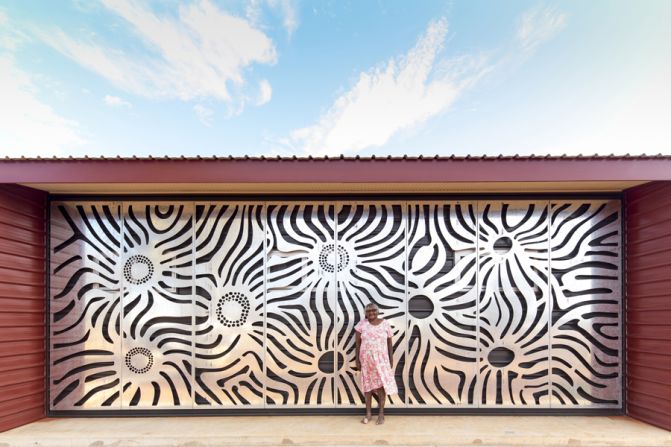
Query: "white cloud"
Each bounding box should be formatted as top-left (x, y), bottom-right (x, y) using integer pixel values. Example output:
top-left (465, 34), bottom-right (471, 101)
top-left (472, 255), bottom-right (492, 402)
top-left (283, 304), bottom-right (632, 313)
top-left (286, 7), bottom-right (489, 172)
top-left (517, 6), bottom-right (567, 53)
top-left (269, 0), bottom-right (299, 37)
top-left (193, 104), bottom-right (214, 126)
top-left (38, 0), bottom-right (277, 108)
top-left (245, 0), bottom-right (262, 24)
top-left (246, 0), bottom-right (299, 37)
top-left (286, 18), bottom-right (489, 156)
top-left (0, 8), bottom-right (28, 51)
top-left (104, 94), bottom-right (132, 108)
top-left (0, 55), bottom-right (85, 157)
top-left (257, 79), bottom-right (272, 105)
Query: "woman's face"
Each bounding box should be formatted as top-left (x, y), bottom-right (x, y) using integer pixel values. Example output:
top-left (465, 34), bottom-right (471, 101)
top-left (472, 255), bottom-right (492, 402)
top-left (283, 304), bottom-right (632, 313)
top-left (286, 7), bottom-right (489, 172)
top-left (365, 307), bottom-right (378, 321)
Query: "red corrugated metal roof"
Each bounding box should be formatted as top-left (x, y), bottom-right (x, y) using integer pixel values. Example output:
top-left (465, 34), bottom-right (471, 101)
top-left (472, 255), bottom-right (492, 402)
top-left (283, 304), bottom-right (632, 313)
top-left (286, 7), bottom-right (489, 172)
top-left (3, 153), bottom-right (671, 185)
top-left (2, 153), bottom-right (671, 162)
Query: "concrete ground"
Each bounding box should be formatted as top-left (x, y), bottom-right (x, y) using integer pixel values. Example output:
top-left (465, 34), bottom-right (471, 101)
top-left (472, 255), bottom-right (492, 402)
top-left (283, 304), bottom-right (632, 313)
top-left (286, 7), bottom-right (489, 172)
top-left (1, 415), bottom-right (671, 447)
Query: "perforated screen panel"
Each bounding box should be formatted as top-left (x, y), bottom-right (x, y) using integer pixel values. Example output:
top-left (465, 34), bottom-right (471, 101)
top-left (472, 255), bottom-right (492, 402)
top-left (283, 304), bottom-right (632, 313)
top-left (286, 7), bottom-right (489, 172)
top-left (49, 200), bottom-right (622, 411)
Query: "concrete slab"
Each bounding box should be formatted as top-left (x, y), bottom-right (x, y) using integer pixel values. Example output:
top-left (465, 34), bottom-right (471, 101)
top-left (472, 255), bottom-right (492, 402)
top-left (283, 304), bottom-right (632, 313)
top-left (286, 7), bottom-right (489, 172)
top-left (1, 415), bottom-right (670, 447)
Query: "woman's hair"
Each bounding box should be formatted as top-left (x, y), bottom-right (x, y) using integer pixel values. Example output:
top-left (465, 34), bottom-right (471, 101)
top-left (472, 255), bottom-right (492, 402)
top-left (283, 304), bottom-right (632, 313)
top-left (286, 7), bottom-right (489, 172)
top-left (364, 303), bottom-right (379, 311)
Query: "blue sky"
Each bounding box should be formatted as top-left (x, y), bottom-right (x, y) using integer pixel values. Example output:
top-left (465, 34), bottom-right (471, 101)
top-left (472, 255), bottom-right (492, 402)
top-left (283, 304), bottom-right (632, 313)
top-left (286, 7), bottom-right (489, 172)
top-left (1, 0), bottom-right (670, 157)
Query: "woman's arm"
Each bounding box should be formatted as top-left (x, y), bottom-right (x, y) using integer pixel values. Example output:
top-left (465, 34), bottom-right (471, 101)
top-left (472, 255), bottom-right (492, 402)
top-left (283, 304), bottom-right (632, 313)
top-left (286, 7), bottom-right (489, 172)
top-left (355, 332), bottom-right (361, 370)
top-left (387, 337), bottom-right (393, 370)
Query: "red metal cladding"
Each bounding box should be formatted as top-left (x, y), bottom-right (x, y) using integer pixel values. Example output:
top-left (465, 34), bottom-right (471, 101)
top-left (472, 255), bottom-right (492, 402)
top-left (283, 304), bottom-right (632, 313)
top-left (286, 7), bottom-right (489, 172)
top-left (0, 184), bottom-right (46, 433)
top-left (625, 181), bottom-right (671, 432)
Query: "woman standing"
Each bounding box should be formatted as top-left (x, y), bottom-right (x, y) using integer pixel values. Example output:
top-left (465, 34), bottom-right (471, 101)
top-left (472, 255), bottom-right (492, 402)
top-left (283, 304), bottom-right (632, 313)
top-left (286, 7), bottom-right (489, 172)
top-left (355, 302), bottom-right (398, 425)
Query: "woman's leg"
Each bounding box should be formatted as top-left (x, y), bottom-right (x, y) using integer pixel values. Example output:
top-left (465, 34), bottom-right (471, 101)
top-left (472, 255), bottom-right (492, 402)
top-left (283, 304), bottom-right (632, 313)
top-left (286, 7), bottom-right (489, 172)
top-left (376, 387), bottom-right (386, 424)
top-left (362, 391), bottom-right (373, 423)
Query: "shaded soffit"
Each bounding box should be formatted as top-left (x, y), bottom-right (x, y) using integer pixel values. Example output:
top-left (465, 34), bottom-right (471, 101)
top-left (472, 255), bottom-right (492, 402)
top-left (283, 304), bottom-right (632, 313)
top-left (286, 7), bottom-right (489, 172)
top-left (21, 180), bottom-right (648, 194)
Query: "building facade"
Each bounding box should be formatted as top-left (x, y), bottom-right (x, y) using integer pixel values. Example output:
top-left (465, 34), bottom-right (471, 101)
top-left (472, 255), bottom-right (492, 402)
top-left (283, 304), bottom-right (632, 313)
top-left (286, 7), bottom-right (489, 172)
top-left (0, 155), bottom-right (670, 431)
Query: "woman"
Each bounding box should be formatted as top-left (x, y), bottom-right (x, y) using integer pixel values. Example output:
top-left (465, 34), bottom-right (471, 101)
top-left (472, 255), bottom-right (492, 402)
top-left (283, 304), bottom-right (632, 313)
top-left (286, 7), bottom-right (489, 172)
top-left (355, 302), bottom-right (398, 425)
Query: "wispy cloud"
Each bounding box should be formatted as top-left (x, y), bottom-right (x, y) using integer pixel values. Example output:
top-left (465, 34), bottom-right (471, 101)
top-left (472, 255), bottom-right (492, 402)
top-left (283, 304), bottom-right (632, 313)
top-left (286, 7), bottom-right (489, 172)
top-left (193, 104), bottom-right (214, 127)
top-left (104, 94), bottom-right (132, 108)
top-left (517, 5), bottom-right (567, 53)
top-left (37, 0), bottom-right (277, 111)
top-left (246, 0), bottom-right (299, 38)
top-left (0, 11), bottom-right (85, 156)
top-left (0, 55), bottom-right (85, 156)
top-left (270, 0), bottom-right (299, 37)
top-left (257, 79), bottom-right (273, 106)
top-left (0, 8), bottom-right (28, 51)
top-left (284, 18), bottom-right (489, 156)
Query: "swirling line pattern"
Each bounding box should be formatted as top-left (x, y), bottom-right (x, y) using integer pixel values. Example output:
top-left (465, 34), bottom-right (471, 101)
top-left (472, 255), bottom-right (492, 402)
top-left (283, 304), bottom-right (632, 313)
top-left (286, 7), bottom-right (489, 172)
top-left (475, 202), bottom-right (551, 406)
top-left (50, 202), bottom-right (123, 409)
top-left (120, 203), bottom-right (194, 408)
top-left (549, 201), bottom-right (622, 406)
top-left (405, 202), bottom-right (479, 405)
top-left (335, 203), bottom-right (406, 406)
top-left (49, 200), bottom-right (621, 410)
top-left (193, 203), bottom-right (265, 406)
top-left (264, 203), bottom-right (337, 405)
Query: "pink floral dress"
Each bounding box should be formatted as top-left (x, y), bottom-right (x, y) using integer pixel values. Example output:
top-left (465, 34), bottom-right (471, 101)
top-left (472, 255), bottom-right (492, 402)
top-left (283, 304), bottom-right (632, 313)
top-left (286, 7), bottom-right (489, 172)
top-left (354, 319), bottom-right (398, 395)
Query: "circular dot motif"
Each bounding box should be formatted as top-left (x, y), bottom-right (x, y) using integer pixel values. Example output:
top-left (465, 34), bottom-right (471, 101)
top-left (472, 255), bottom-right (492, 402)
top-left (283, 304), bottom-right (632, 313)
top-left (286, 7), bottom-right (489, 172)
top-left (318, 243), bottom-right (349, 273)
top-left (216, 292), bottom-right (250, 327)
top-left (123, 255), bottom-right (154, 285)
top-left (125, 347), bottom-right (154, 374)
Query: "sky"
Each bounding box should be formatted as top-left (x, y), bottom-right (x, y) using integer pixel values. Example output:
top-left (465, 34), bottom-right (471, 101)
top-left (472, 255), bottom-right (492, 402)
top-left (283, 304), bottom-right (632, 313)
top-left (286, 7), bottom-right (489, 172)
top-left (1, 0), bottom-right (670, 158)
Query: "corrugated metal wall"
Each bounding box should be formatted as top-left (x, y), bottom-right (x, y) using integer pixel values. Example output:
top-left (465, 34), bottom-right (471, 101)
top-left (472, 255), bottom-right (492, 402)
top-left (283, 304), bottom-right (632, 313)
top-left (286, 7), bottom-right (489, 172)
top-left (625, 181), bottom-right (671, 431)
top-left (0, 184), bottom-right (47, 432)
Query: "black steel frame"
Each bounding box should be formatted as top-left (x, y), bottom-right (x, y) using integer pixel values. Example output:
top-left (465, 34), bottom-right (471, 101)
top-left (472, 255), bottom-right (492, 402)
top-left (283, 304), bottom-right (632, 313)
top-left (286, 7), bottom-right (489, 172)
top-left (45, 191), bottom-right (626, 417)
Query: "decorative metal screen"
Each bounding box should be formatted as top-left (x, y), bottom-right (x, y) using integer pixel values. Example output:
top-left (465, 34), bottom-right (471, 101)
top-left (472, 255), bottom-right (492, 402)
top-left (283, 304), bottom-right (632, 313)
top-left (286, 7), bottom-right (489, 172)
top-left (49, 199), bottom-right (622, 411)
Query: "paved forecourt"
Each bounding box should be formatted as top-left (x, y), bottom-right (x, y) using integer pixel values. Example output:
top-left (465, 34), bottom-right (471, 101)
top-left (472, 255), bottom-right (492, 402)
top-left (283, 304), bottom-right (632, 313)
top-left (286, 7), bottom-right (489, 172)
top-left (1, 415), bottom-right (671, 446)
